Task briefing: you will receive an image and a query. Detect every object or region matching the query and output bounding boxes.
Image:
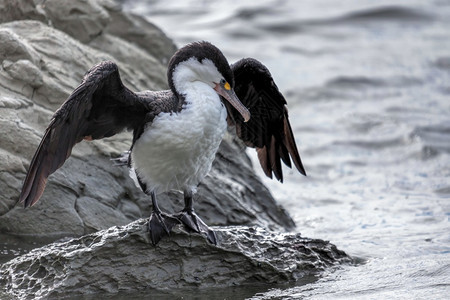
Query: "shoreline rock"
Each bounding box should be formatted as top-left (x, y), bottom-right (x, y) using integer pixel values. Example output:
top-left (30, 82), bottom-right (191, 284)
top-left (0, 219), bottom-right (351, 299)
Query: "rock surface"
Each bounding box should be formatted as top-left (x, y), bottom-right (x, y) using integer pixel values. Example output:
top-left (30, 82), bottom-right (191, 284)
top-left (0, 0), bottom-right (176, 64)
top-left (0, 219), bottom-right (351, 299)
top-left (0, 0), bottom-right (295, 239)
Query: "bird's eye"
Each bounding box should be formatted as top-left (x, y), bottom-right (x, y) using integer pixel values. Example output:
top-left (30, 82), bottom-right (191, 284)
top-left (221, 79), bottom-right (231, 91)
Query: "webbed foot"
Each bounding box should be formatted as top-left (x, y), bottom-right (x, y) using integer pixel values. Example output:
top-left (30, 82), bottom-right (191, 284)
top-left (175, 210), bottom-right (217, 245)
top-left (148, 211), bottom-right (180, 245)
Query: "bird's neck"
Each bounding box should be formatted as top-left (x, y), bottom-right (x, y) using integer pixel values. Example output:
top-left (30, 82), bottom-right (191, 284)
top-left (170, 58), bottom-right (220, 98)
top-left (181, 81), bottom-right (223, 116)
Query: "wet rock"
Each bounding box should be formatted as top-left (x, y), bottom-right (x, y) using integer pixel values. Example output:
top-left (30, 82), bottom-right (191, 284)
top-left (0, 219), bottom-right (351, 299)
top-left (0, 1), bottom-right (295, 239)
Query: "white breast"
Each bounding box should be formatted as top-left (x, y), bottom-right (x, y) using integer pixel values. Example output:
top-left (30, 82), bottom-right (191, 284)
top-left (130, 81), bottom-right (227, 194)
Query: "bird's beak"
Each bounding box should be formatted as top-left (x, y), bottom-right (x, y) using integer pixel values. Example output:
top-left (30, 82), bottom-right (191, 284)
top-left (214, 83), bottom-right (251, 122)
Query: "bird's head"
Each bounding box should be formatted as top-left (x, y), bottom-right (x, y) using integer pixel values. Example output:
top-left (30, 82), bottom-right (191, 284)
top-left (168, 41), bottom-right (250, 122)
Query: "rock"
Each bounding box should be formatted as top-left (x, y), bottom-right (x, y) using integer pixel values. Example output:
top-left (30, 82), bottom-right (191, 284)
top-left (0, 219), bottom-right (351, 299)
top-left (0, 0), bottom-right (295, 239)
top-left (0, 0), bottom-right (177, 63)
top-left (0, 0), bottom-right (47, 24)
top-left (3, 59), bottom-right (43, 88)
top-left (97, 0), bottom-right (177, 64)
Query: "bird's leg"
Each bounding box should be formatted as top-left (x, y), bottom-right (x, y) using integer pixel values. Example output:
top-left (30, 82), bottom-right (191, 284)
top-left (174, 190), bottom-right (217, 245)
top-left (148, 191), bottom-right (180, 245)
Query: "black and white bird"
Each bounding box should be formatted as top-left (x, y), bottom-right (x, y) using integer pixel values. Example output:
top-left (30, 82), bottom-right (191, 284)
top-left (18, 41), bottom-right (306, 245)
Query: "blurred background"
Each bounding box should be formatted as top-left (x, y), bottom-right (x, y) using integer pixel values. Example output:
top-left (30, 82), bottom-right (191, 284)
top-left (122, 0), bottom-right (450, 298)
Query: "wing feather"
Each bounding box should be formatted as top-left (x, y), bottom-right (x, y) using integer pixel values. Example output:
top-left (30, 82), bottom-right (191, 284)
top-left (228, 58), bottom-right (306, 181)
top-left (19, 61), bottom-right (153, 207)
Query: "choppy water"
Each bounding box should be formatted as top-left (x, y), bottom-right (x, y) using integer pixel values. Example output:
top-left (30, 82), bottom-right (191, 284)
top-left (122, 0), bottom-right (450, 298)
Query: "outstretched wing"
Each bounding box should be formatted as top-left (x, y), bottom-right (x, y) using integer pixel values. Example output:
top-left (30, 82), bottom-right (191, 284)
top-left (227, 58), bottom-right (306, 182)
top-left (19, 61), bottom-right (153, 207)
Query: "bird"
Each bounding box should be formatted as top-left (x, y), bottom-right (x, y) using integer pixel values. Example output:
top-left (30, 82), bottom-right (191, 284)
top-left (18, 41), bottom-right (306, 245)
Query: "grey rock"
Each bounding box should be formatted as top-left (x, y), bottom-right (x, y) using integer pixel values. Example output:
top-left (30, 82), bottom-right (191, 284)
top-left (0, 0), bottom-right (47, 24)
top-left (0, 1), bottom-right (295, 239)
top-left (0, 219), bottom-right (351, 299)
top-left (42, 0), bottom-right (111, 44)
top-left (3, 59), bottom-right (43, 88)
top-left (0, 28), bottom-right (41, 64)
top-left (0, 0), bottom-right (177, 63)
top-left (75, 196), bottom-right (132, 232)
top-left (97, 0), bottom-right (178, 63)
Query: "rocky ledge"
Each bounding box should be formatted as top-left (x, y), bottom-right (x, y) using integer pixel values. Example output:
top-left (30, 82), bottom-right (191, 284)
top-left (0, 219), bottom-right (351, 299)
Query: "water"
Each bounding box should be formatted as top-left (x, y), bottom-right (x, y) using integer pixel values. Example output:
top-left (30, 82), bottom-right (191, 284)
top-left (122, 0), bottom-right (450, 298)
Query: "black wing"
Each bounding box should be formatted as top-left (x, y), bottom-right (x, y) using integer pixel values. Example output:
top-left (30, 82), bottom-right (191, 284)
top-left (227, 58), bottom-right (306, 182)
top-left (19, 61), bottom-right (157, 207)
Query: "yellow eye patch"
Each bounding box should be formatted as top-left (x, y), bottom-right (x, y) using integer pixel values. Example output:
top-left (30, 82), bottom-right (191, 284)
top-left (224, 81), bottom-right (231, 90)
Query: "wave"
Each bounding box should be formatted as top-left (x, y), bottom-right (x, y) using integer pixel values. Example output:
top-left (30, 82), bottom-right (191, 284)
top-left (412, 122), bottom-right (450, 153)
top-left (326, 76), bottom-right (385, 88)
top-left (259, 6), bottom-right (433, 34)
top-left (326, 75), bottom-right (422, 89)
top-left (433, 57), bottom-right (450, 71)
top-left (340, 6), bottom-right (432, 23)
